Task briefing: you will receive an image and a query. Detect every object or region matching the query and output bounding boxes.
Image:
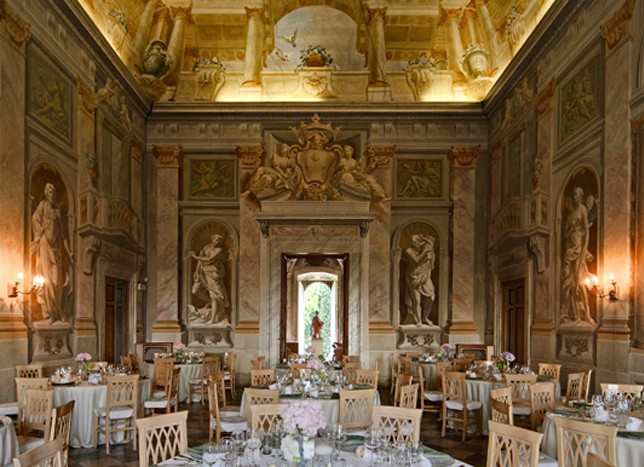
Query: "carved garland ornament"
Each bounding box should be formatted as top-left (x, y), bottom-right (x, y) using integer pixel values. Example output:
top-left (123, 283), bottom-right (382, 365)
top-left (407, 333), bottom-right (435, 347)
top-left (564, 336), bottom-right (589, 358)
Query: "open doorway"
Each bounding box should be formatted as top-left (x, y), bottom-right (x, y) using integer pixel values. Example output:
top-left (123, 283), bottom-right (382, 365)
top-left (105, 277), bottom-right (129, 364)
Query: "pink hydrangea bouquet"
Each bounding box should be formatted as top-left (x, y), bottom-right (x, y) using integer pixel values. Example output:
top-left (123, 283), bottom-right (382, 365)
top-left (500, 351), bottom-right (516, 363)
top-left (306, 357), bottom-right (324, 371)
top-left (281, 401), bottom-right (327, 437)
top-left (75, 352), bottom-right (92, 362)
top-left (437, 343), bottom-right (453, 361)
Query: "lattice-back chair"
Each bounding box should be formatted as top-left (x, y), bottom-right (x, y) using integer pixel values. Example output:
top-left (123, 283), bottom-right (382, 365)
top-left (337, 389), bottom-right (375, 432)
top-left (250, 358), bottom-right (267, 371)
top-left (17, 388), bottom-right (54, 454)
top-left (600, 383), bottom-right (643, 403)
top-left (529, 382), bottom-right (555, 431)
top-left (14, 377), bottom-right (49, 433)
top-left (188, 355), bottom-right (221, 405)
top-left (207, 379), bottom-right (247, 443)
top-left (50, 399), bottom-right (74, 462)
top-left (120, 354), bottom-right (136, 374)
top-left (136, 410), bottom-right (188, 467)
top-left (441, 371), bottom-right (482, 441)
top-left (538, 363), bottom-right (562, 383)
top-left (399, 383), bottom-right (419, 409)
top-left (94, 374), bottom-right (139, 454)
top-left (566, 372), bottom-right (585, 402)
top-left (452, 357), bottom-right (473, 372)
top-left (16, 363), bottom-right (44, 379)
top-left (249, 403), bottom-right (287, 434)
top-left (552, 416), bottom-right (617, 467)
top-left (354, 369), bottom-right (379, 389)
top-left (342, 361), bottom-right (361, 384)
top-left (505, 374), bottom-right (536, 427)
top-left (486, 420), bottom-right (543, 467)
top-left (342, 355), bottom-right (361, 366)
top-left (223, 352), bottom-right (237, 399)
top-left (144, 367), bottom-right (180, 415)
top-left (208, 373), bottom-right (228, 408)
top-left (244, 388), bottom-right (280, 425)
top-left (393, 372), bottom-right (414, 407)
top-left (12, 436), bottom-right (64, 467)
top-left (586, 452), bottom-right (616, 467)
top-left (150, 357), bottom-right (174, 397)
top-left (490, 398), bottom-right (514, 426)
top-left (371, 405), bottom-right (421, 445)
top-left (250, 368), bottom-right (276, 387)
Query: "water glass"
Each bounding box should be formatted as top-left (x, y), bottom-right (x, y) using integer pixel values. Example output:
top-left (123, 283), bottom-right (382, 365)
top-left (202, 442), bottom-right (218, 466)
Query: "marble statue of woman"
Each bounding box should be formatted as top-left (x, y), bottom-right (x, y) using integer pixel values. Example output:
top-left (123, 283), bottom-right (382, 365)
top-left (189, 234), bottom-right (230, 324)
top-left (403, 234), bottom-right (436, 326)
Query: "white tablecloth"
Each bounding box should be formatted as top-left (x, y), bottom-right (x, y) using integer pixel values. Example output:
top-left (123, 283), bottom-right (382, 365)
top-left (412, 361), bottom-right (439, 390)
top-left (542, 412), bottom-right (644, 466)
top-left (0, 422), bottom-right (18, 466)
top-left (52, 378), bottom-right (150, 448)
top-left (142, 362), bottom-right (202, 403)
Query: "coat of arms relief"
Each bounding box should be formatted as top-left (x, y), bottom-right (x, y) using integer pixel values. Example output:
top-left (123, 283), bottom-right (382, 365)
top-left (242, 115), bottom-right (390, 207)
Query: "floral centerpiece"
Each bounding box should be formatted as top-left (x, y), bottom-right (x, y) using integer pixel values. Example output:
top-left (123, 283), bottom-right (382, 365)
top-left (496, 351), bottom-right (515, 372)
top-left (297, 45), bottom-right (333, 69)
top-left (75, 352), bottom-right (92, 376)
top-left (280, 401), bottom-right (327, 463)
top-left (437, 343), bottom-right (453, 361)
top-left (306, 357), bottom-right (327, 382)
top-left (173, 342), bottom-right (186, 363)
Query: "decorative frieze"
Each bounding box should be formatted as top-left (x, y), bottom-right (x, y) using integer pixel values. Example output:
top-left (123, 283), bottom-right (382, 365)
top-left (600, 0), bottom-right (634, 54)
top-left (0, 0), bottom-right (30, 48)
top-left (235, 146), bottom-right (265, 168)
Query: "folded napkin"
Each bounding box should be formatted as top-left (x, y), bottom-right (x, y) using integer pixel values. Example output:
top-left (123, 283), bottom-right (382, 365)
top-left (339, 434), bottom-right (366, 451)
top-left (553, 407), bottom-right (579, 417)
top-left (537, 374), bottom-right (551, 382)
top-left (279, 393), bottom-right (303, 399)
top-left (352, 384), bottom-right (372, 389)
top-left (422, 445), bottom-right (455, 467)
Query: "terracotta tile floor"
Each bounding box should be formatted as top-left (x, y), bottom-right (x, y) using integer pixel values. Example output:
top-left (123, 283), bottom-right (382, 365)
top-left (67, 389), bottom-right (488, 466)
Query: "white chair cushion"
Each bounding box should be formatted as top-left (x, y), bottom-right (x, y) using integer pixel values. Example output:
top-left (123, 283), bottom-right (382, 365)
top-left (445, 400), bottom-right (482, 411)
top-left (211, 414), bottom-right (248, 434)
top-left (424, 391), bottom-right (443, 402)
top-left (151, 390), bottom-right (166, 399)
top-left (17, 435), bottom-right (45, 454)
top-left (512, 405), bottom-right (532, 416)
top-left (0, 402), bottom-right (18, 416)
top-left (144, 399), bottom-right (169, 409)
top-left (106, 407), bottom-right (134, 419)
top-left (188, 378), bottom-right (203, 385)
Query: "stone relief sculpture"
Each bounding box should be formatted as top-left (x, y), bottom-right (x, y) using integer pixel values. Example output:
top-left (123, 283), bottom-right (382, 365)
top-left (188, 234), bottom-right (230, 325)
top-left (560, 186), bottom-right (597, 326)
top-left (31, 182), bottom-right (74, 323)
top-left (402, 234), bottom-right (436, 326)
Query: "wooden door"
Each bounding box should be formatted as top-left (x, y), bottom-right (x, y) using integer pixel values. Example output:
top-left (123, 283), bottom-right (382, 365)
top-left (105, 277), bottom-right (128, 364)
top-left (502, 278), bottom-right (526, 364)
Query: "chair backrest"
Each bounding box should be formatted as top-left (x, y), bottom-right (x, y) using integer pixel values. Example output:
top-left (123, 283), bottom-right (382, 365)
top-left (16, 363), bottom-right (44, 379)
top-left (490, 385), bottom-right (513, 405)
top-left (12, 436), bottom-right (64, 467)
top-left (169, 367), bottom-right (181, 410)
top-left (201, 355), bottom-right (221, 379)
top-left (21, 388), bottom-right (54, 438)
top-left (250, 368), bottom-right (276, 387)
top-left (207, 378), bottom-right (221, 442)
top-left (487, 420), bottom-right (543, 467)
top-left (371, 405), bottom-right (421, 445)
top-left (15, 377), bottom-right (49, 433)
top-left (566, 372), bottom-right (585, 401)
top-left (136, 410), bottom-right (188, 467)
top-left (338, 389), bottom-right (375, 430)
top-left (393, 372), bottom-right (414, 406)
top-left (397, 355), bottom-right (412, 374)
top-left (342, 355), bottom-right (361, 365)
top-left (208, 373), bottom-right (227, 407)
top-left (120, 354), bottom-right (135, 373)
top-left (152, 357), bottom-right (174, 388)
top-left (504, 374), bottom-right (537, 401)
top-left (354, 369), bottom-right (379, 389)
top-left (342, 361), bottom-right (361, 383)
top-left (244, 388), bottom-right (280, 424)
top-left (289, 363), bottom-right (307, 378)
top-left (552, 416), bottom-right (617, 467)
top-left (442, 371), bottom-right (467, 402)
top-left (529, 382), bottom-right (555, 431)
top-left (538, 363), bottom-right (562, 382)
top-left (249, 403), bottom-right (287, 433)
top-left (490, 398), bottom-right (514, 425)
top-left (435, 361), bottom-right (453, 389)
top-left (399, 383), bottom-right (419, 409)
top-left (50, 399), bottom-right (75, 461)
top-left (452, 357), bottom-right (474, 371)
top-left (600, 383), bottom-right (643, 402)
top-left (250, 358), bottom-right (266, 370)
top-left (106, 374), bottom-right (139, 411)
top-left (224, 352), bottom-right (236, 375)
top-left (586, 451), bottom-right (616, 467)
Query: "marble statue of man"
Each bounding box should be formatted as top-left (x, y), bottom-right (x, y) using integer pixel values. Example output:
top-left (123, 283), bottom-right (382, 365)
top-left (189, 234), bottom-right (230, 324)
top-left (403, 234), bottom-right (436, 326)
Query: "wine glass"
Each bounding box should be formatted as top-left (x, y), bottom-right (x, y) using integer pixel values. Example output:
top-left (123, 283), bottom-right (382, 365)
top-left (202, 442), bottom-right (218, 467)
top-left (364, 427), bottom-right (383, 466)
top-left (333, 423), bottom-right (347, 461)
top-left (246, 429), bottom-right (261, 466)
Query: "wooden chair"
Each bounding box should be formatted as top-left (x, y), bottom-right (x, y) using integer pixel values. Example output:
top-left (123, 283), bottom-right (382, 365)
top-left (529, 381), bottom-right (555, 431)
top-left (399, 383), bottom-right (419, 409)
top-left (14, 378), bottom-right (49, 433)
top-left (208, 373), bottom-right (228, 409)
top-left (143, 367), bottom-right (180, 415)
top-left (94, 374), bottom-right (139, 454)
top-left (490, 385), bottom-right (514, 425)
top-left (441, 371), bottom-right (482, 441)
top-left (244, 388), bottom-right (280, 425)
top-left (250, 368), bottom-right (276, 387)
top-left (587, 452), bottom-right (616, 467)
top-left (393, 372), bottom-right (414, 407)
top-left (338, 389), bottom-right (375, 432)
top-left (486, 420), bottom-right (543, 467)
top-left (504, 373), bottom-right (537, 426)
top-left (342, 355), bottom-right (361, 365)
top-left (342, 361), bottom-right (361, 384)
top-left (388, 353), bottom-right (397, 394)
top-left (552, 416), bottom-right (617, 467)
top-left (223, 352), bottom-right (237, 398)
top-left (371, 405), bottom-right (421, 445)
top-left (188, 355), bottom-right (221, 405)
top-left (12, 436), bottom-right (64, 467)
top-left (566, 372), bottom-right (585, 402)
top-left (538, 363), bottom-right (561, 383)
top-left (452, 357), bottom-right (473, 372)
top-left (50, 400), bottom-right (74, 463)
top-left (207, 379), bottom-right (247, 443)
top-left (354, 369), bottom-right (379, 389)
top-left (418, 362), bottom-right (452, 416)
top-left (17, 388), bottom-right (54, 454)
top-left (16, 364), bottom-right (44, 379)
top-left (600, 383), bottom-right (643, 402)
top-left (135, 410), bottom-right (188, 467)
top-left (149, 357), bottom-right (174, 399)
top-left (250, 358), bottom-right (267, 370)
top-left (249, 403), bottom-right (287, 434)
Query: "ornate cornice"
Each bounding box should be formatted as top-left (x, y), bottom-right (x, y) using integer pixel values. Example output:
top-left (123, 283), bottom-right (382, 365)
top-left (600, 0), bottom-right (634, 53)
top-left (0, 0), bottom-right (30, 48)
top-left (536, 78), bottom-right (556, 116)
top-left (152, 144), bottom-right (183, 166)
top-left (448, 144), bottom-right (480, 166)
top-left (235, 145), bottom-right (265, 168)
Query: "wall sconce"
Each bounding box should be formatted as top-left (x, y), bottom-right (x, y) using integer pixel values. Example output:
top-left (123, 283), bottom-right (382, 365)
top-left (584, 273), bottom-right (619, 302)
top-left (7, 273), bottom-right (45, 298)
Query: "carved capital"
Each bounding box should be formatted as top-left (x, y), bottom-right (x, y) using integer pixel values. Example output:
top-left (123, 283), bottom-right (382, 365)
top-left (169, 5), bottom-right (192, 23)
top-left (152, 145), bottom-right (183, 166)
top-left (245, 7), bottom-right (263, 21)
top-left (448, 145), bottom-right (480, 166)
top-left (438, 8), bottom-right (461, 27)
top-left (600, 0), bottom-right (634, 53)
top-left (0, 0), bottom-right (30, 48)
top-left (631, 114), bottom-right (644, 135)
top-left (364, 145), bottom-right (395, 168)
top-left (368, 7), bottom-right (387, 23)
top-left (536, 78), bottom-right (556, 116)
top-left (235, 146), bottom-right (265, 168)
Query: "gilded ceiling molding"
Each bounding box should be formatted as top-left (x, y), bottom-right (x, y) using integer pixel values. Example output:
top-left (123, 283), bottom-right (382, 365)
top-left (600, 0), bottom-right (634, 53)
top-left (448, 144), bottom-right (480, 166)
top-left (0, 0), bottom-right (30, 48)
top-left (364, 145), bottom-right (395, 168)
top-left (235, 146), bottom-right (265, 168)
top-left (152, 144), bottom-right (183, 166)
top-left (631, 114), bottom-right (644, 136)
top-left (536, 77), bottom-right (556, 116)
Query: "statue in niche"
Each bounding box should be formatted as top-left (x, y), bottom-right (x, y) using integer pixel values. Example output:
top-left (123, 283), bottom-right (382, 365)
top-left (402, 234), bottom-right (436, 326)
top-left (188, 234), bottom-right (230, 325)
top-left (311, 311), bottom-right (324, 339)
top-left (31, 182), bottom-right (74, 323)
top-left (560, 186), bottom-right (596, 325)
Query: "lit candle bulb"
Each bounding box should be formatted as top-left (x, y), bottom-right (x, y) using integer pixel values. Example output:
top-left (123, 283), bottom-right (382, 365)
top-left (608, 272), bottom-right (615, 282)
top-left (16, 272), bottom-right (24, 283)
top-left (592, 275), bottom-right (599, 285)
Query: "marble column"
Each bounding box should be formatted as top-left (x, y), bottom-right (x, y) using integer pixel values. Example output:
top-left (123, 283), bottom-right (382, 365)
top-left (446, 145), bottom-right (481, 341)
top-left (151, 145), bottom-right (183, 342)
top-left (439, 8), bottom-right (465, 80)
top-left (460, 7), bottom-right (478, 46)
top-left (241, 7), bottom-right (264, 88)
top-left (367, 8), bottom-right (388, 86)
top-left (128, 0), bottom-right (160, 69)
top-left (474, 0), bottom-right (499, 69)
top-left (166, 5), bottom-right (192, 83)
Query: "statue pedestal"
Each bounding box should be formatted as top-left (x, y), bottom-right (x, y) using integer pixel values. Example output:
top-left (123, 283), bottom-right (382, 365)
top-left (557, 323), bottom-right (595, 365)
top-left (186, 324), bottom-right (233, 350)
top-left (397, 325), bottom-right (442, 350)
top-left (310, 338), bottom-right (323, 356)
top-left (31, 319), bottom-right (72, 364)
